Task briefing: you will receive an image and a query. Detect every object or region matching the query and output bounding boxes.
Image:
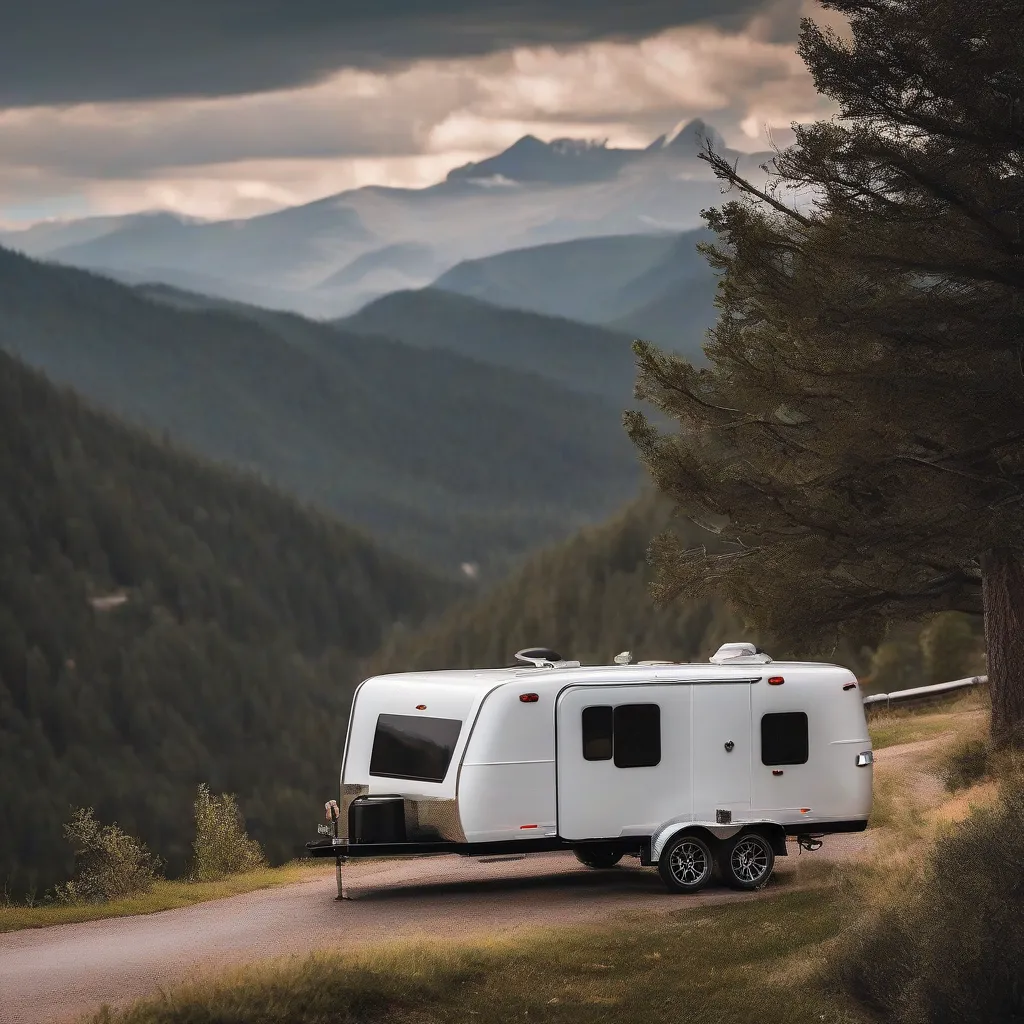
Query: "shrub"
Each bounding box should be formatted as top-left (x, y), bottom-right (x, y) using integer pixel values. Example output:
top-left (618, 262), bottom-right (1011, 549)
top-left (190, 784), bottom-right (266, 882)
top-left (53, 808), bottom-right (162, 904)
top-left (835, 769), bottom-right (1024, 1023)
top-left (939, 737), bottom-right (990, 792)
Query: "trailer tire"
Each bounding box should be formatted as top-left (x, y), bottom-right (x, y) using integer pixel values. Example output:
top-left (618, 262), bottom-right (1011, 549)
top-left (573, 847), bottom-right (623, 869)
top-left (719, 831), bottom-right (775, 890)
top-left (658, 833), bottom-right (714, 893)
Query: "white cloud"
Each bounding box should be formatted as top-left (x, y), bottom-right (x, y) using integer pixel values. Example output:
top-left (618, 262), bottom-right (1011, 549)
top-left (0, 8), bottom-right (840, 223)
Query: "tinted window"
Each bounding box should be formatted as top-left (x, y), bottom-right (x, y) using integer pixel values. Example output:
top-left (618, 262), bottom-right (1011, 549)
top-left (582, 706), bottom-right (613, 760)
top-left (369, 713), bottom-right (462, 782)
top-left (761, 712), bottom-right (809, 765)
top-left (613, 703), bottom-right (661, 768)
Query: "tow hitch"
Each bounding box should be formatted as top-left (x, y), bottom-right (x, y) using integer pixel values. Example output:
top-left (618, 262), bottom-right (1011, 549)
top-left (796, 834), bottom-right (824, 853)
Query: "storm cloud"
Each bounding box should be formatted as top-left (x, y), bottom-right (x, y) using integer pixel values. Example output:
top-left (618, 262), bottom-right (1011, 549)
top-left (2, 0), bottom-right (775, 107)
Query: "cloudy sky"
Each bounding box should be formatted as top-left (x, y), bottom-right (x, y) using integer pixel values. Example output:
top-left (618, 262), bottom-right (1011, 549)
top-left (0, 0), bottom-right (846, 227)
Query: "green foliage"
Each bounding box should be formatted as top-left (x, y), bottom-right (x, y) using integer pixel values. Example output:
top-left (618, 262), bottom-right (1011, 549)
top-left (0, 348), bottom-right (455, 899)
top-left (920, 612), bottom-right (982, 684)
top-left (939, 738), bottom-right (991, 792)
top-left (0, 244), bottom-right (643, 573)
top-left (836, 770), bottom-right (1024, 1023)
top-left (53, 808), bottom-right (162, 904)
top-left (190, 785), bottom-right (266, 882)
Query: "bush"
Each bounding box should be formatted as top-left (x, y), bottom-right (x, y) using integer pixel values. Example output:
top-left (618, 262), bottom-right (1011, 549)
top-left (190, 784), bottom-right (266, 882)
top-left (53, 808), bottom-right (162, 904)
top-left (835, 770), bottom-right (1024, 1023)
top-left (939, 737), bottom-right (990, 792)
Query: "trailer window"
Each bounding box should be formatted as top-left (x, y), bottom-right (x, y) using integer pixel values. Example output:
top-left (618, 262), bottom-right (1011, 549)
top-left (582, 706), bottom-right (613, 760)
top-left (761, 712), bottom-right (809, 765)
top-left (369, 713), bottom-right (462, 783)
top-left (613, 704), bottom-right (661, 768)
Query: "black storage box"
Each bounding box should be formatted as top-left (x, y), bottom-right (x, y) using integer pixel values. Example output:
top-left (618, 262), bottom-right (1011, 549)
top-left (349, 795), bottom-right (407, 844)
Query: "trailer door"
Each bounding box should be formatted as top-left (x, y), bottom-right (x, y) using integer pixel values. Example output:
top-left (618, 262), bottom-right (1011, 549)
top-left (691, 682), bottom-right (753, 820)
top-left (555, 684), bottom-right (691, 841)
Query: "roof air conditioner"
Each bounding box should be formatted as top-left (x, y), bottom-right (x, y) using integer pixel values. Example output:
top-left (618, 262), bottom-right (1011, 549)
top-left (709, 642), bottom-right (772, 665)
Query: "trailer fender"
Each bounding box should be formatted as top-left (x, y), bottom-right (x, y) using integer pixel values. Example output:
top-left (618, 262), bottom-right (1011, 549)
top-left (650, 819), bottom-right (788, 862)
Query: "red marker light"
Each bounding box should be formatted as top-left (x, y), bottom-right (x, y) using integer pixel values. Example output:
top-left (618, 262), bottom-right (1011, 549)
top-left (520, 693), bottom-right (539, 703)
top-left (415, 704), bottom-right (427, 710)
top-left (768, 676), bottom-right (785, 685)
top-left (773, 770), bottom-right (784, 776)
top-left (520, 824), bottom-right (538, 829)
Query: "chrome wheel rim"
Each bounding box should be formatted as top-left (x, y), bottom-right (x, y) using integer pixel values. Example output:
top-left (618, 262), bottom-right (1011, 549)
top-left (668, 839), bottom-right (709, 886)
top-left (730, 836), bottom-right (770, 883)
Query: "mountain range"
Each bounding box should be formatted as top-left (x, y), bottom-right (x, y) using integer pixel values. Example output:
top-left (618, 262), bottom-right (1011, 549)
top-left (0, 245), bottom-right (647, 574)
top-left (0, 119), bottom-right (768, 319)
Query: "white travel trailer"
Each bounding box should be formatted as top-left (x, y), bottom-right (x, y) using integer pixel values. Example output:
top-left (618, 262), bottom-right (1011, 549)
top-left (308, 643), bottom-right (873, 896)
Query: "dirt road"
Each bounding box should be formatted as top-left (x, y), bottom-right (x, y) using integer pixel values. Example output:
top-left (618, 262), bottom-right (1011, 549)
top-left (0, 742), bottom-right (906, 1024)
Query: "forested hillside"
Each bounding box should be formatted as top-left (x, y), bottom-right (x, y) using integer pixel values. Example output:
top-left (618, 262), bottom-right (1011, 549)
top-left (0, 349), bottom-right (459, 898)
top-left (0, 246), bottom-right (644, 573)
top-left (338, 288), bottom-right (638, 403)
top-left (368, 493), bottom-right (886, 678)
top-left (368, 495), bottom-right (747, 673)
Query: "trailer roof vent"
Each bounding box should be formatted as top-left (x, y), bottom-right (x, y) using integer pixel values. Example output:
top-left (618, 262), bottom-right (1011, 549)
top-left (709, 642), bottom-right (773, 665)
top-left (514, 648), bottom-right (580, 669)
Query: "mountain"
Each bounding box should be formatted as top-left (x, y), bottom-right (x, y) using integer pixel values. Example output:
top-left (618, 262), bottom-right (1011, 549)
top-left (0, 212), bottom-right (199, 259)
top-left (0, 246), bottom-right (645, 573)
top-left (16, 118), bottom-right (773, 318)
top-left (433, 228), bottom-right (718, 359)
top-left (0, 346), bottom-right (458, 897)
top-left (337, 288), bottom-right (639, 404)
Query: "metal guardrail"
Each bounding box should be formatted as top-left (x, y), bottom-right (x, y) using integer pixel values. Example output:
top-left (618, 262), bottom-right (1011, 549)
top-left (863, 675), bottom-right (987, 710)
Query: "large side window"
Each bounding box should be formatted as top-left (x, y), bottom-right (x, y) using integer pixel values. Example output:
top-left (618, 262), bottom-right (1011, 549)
top-left (761, 712), bottom-right (809, 766)
top-left (580, 703), bottom-right (661, 768)
top-left (582, 706), bottom-right (613, 761)
top-left (369, 713), bottom-right (463, 782)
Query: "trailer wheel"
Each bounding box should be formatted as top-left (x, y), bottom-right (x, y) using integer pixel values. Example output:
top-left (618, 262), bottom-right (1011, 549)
top-left (658, 833), bottom-right (714, 893)
top-left (720, 831), bottom-right (775, 891)
top-left (573, 847), bottom-right (623, 869)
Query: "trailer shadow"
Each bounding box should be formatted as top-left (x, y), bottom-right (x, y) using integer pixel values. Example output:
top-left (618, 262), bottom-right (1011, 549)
top-left (336, 863), bottom-right (782, 902)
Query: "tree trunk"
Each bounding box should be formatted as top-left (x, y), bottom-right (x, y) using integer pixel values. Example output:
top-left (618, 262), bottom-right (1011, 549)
top-left (981, 549), bottom-right (1024, 749)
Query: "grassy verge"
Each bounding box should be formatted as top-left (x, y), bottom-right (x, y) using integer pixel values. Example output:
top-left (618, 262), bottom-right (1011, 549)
top-left (867, 688), bottom-right (986, 749)
top-left (0, 861), bottom-right (329, 933)
top-left (94, 887), bottom-right (862, 1024)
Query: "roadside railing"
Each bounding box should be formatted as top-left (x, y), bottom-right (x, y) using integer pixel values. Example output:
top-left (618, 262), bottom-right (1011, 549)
top-left (862, 674), bottom-right (987, 711)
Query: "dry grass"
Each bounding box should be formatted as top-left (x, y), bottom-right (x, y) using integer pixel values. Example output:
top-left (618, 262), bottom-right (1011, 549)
top-left (867, 687), bottom-right (987, 749)
top-left (0, 861), bottom-right (327, 933)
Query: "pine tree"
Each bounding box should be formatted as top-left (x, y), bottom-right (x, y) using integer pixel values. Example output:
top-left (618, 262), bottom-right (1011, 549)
top-left (625, 1), bottom-right (1024, 746)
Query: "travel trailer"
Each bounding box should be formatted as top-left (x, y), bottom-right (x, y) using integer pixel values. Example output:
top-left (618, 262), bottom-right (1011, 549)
top-left (307, 643), bottom-right (873, 897)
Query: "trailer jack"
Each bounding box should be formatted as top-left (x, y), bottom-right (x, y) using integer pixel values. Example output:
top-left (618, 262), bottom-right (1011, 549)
top-left (796, 834), bottom-right (824, 853)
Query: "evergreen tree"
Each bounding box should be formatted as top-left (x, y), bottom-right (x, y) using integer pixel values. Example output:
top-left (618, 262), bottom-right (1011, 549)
top-left (625, 1), bottom-right (1024, 745)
